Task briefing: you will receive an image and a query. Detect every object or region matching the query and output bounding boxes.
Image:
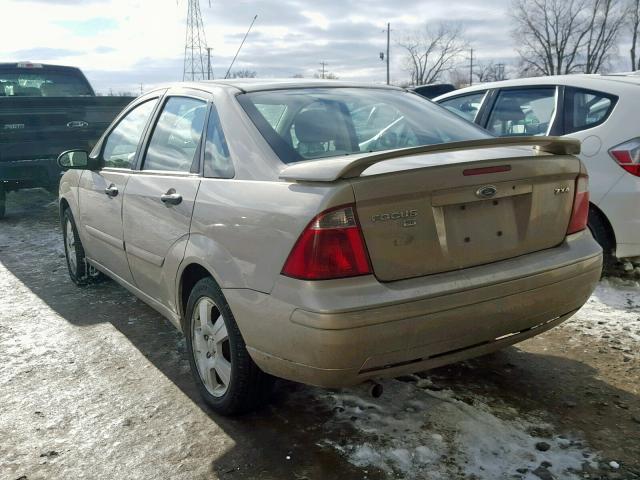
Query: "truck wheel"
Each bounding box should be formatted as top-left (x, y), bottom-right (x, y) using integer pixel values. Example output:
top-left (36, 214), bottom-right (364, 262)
top-left (588, 208), bottom-right (616, 276)
top-left (0, 184), bottom-right (5, 219)
top-left (184, 277), bottom-right (274, 415)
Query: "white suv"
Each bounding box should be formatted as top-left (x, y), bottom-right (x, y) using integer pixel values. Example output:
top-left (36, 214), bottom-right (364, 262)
top-left (435, 74), bottom-right (640, 270)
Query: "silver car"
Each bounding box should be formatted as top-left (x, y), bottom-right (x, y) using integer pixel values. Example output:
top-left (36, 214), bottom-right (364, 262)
top-left (58, 80), bottom-right (602, 415)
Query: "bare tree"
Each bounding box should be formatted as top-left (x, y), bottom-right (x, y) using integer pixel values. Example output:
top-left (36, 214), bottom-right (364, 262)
top-left (630, 0), bottom-right (640, 69)
top-left (448, 68), bottom-right (470, 89)
top-left (512, 0), bottom-right (626, 76)
top-left (230, 69), bottom-right (257, 78)
top-left (313, 72), bottom-right (339, 79)
top-left (474, 61), bottom-right (509, 83)
top-left (398, 22), bottom-right (468, 86)
top-left (582, 0), bottom-right (627, 73)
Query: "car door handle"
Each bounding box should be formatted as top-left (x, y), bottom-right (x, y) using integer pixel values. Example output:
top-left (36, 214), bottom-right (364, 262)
top-left (104, 184), bottom-right (118, 197)
top-left (160, 191), bottom-right (182, 205)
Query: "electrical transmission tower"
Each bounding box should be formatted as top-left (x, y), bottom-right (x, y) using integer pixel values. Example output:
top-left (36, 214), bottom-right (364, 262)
top-left (183, 0), bottom-right (209, 81)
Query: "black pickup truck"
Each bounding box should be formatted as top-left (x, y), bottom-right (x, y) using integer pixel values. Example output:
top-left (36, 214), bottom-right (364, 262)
top-left (0, 62), bottom-right (134, 217)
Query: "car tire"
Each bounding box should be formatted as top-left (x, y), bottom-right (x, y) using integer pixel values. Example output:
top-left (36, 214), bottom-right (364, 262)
top-left (184, 277), bottom-right (274, 415)
top-left (0, 183), bottom-right (6, 219)
top-left (62, 208), bottom-right (106, 285)
top-left (588, 207), bottom-right (616, 276)
top-left (62, 208), bottom-right (90, 285)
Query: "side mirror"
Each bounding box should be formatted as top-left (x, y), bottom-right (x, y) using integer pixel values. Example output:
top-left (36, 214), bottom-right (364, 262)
top-left (57, 150), bottom-right (101, 170)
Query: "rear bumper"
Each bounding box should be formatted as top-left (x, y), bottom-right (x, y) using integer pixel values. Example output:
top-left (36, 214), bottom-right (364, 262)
top-left (225, 231), bottom-right (602, 388)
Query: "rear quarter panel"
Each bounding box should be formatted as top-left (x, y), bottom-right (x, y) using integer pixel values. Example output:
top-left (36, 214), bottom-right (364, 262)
top-left (185, 178), bottom-right (355, 293)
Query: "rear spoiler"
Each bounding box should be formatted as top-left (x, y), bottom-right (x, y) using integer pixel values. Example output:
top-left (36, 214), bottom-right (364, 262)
top-left (279, 136), bottom-right (581, 182)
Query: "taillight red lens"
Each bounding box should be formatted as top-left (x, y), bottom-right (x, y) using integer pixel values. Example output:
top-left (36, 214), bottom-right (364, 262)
top-left (282, 205), bottom-right (372, 280)
top-left (609, 138), bottom-right (640, 176)
top-left (567, 173), bottom-right (589, 235)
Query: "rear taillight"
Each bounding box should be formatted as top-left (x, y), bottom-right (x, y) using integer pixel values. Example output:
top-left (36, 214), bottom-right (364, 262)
top-left (609, 138), bottom-right (640, 176)
top-left (567, 173), bottom-right (589, 235)
top-left (282, 205), bottom-right (372, 280)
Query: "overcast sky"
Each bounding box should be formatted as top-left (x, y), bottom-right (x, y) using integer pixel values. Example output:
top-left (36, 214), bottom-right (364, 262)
top-left (2, 0), bottom-right (530, 93)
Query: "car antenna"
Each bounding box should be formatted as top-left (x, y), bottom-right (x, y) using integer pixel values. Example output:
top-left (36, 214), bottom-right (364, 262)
top-left (224, 14), bottom-right (258, 80)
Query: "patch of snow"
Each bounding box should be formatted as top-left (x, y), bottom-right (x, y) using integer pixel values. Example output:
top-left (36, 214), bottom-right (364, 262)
top-left (563, 278), bottom-right (640, 357)
top-left (319, 379), bottom-right (596, 479)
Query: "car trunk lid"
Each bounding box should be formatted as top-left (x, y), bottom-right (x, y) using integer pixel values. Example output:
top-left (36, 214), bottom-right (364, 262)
top-left (351, 148), bottom-right (580, 281)
top-left (279, 137), bottom-right (582, 282)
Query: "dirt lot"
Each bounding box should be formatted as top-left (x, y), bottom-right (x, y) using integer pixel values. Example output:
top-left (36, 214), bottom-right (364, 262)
top-left (1, 190), bottom-right (639, 480)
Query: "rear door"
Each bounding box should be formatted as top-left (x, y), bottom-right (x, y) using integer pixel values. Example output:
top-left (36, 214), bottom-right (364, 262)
top-left (79, 97), bottom-right (160, 284)
top-left (483, 87), bottom-right (558, 136)
top-left (122, 91), bottom-right (207, 307)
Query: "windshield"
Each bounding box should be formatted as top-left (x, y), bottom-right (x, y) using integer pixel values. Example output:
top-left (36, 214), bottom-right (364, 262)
top-left (237, 88), bottom-right (491, 164)
top-left (0, 69), bottom-right (93, 97)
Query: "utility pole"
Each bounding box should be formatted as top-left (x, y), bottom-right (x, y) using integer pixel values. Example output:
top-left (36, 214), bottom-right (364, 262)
top-left (319, 61), bottom-right (327, 79)
top-left (386, 23), bottom-right (390, 85)
top-left (139, 83), bottom-right (143, 95)
top-left (469, 48), bottom-right (474, 86)
top-left (183, 0), bottom-right (209, 81)
top-left (206, 47), bottom-right (212, 79)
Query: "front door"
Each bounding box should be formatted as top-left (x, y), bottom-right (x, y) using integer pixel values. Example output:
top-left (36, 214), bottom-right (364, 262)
top-left (122, 94), bottom-right (207, 310)
top-left (79, 98), bottom-right (159, 284)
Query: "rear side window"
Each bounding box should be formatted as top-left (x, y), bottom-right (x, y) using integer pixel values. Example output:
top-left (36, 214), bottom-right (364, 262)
top-left (563, 87), bottom-right (616, 134)
top-left (143, 97), bottom-right (207, 172)
top-left (0, 67), bottom-right (92, 97)
top-left (103, 99), bottom-right (158, 169)
top-left (204, 105), bottom-right (234, 178)
top-left (487, 88), bottom-right (556, 137)
top-left (438, 91), bottom-right (486, 122)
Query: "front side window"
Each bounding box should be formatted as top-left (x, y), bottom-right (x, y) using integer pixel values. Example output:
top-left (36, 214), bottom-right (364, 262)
top-left (487, 88), bottom-right (557, 137)
top-left (563, 87), bottom-right (616, 134)
top-left (438, 91), bottom-right (487, 122)
top-left (143, 97), bottom-right (207, 172)
top-left (237, 88), bottom-right (490, 163)
top-left (204, 106), bottom-right (234, 178)
top-left (102, 99), bottom-right (158, 169)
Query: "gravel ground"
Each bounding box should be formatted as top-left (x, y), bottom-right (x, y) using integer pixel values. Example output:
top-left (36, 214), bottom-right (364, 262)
top-left (1, 189), bottom-right (638, 480)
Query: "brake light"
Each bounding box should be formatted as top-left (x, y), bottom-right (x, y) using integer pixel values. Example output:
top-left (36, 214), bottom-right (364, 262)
top-left (282, 205), bottom-right (372, 280)
top-left (609, 138), bottom-right (640, 176)
top-left (567, 173), bottom-right (589, 235)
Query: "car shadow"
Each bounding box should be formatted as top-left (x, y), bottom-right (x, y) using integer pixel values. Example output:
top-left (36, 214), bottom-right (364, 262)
top-left (1, 190), bottom-right (638, 478)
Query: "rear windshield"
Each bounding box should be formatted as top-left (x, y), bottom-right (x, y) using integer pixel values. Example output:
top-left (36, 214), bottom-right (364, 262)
top-left (0, 68), bottom-right (92, 97)
top-left (237, 88), bottom-right (491, 164)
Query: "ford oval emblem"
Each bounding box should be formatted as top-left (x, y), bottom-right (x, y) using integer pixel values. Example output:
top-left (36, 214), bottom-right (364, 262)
top-left (476, 185), bottom-right (497, 199)
top-left (66, 120), bottom-right (89, 129)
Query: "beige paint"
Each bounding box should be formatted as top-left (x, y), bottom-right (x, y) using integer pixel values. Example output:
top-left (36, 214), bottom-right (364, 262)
top-left (59, 82), bottom-right (603, 388)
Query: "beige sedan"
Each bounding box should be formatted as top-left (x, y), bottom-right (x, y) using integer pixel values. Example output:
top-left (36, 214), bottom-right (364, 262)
top-left (57, 80), bottom-right (602, 415)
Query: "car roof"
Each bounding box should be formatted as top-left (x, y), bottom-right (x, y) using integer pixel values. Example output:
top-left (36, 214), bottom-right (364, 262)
top-left (163, 78), bottom-right (404, 94)
top-left (0, 62), bottom-right (83, 72)
top-left (434, 73), bottom-right (640, 101)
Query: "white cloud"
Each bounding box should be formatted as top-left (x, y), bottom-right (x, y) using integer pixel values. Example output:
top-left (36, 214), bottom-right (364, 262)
top-left (2, 0), bottom-right (519, 93)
